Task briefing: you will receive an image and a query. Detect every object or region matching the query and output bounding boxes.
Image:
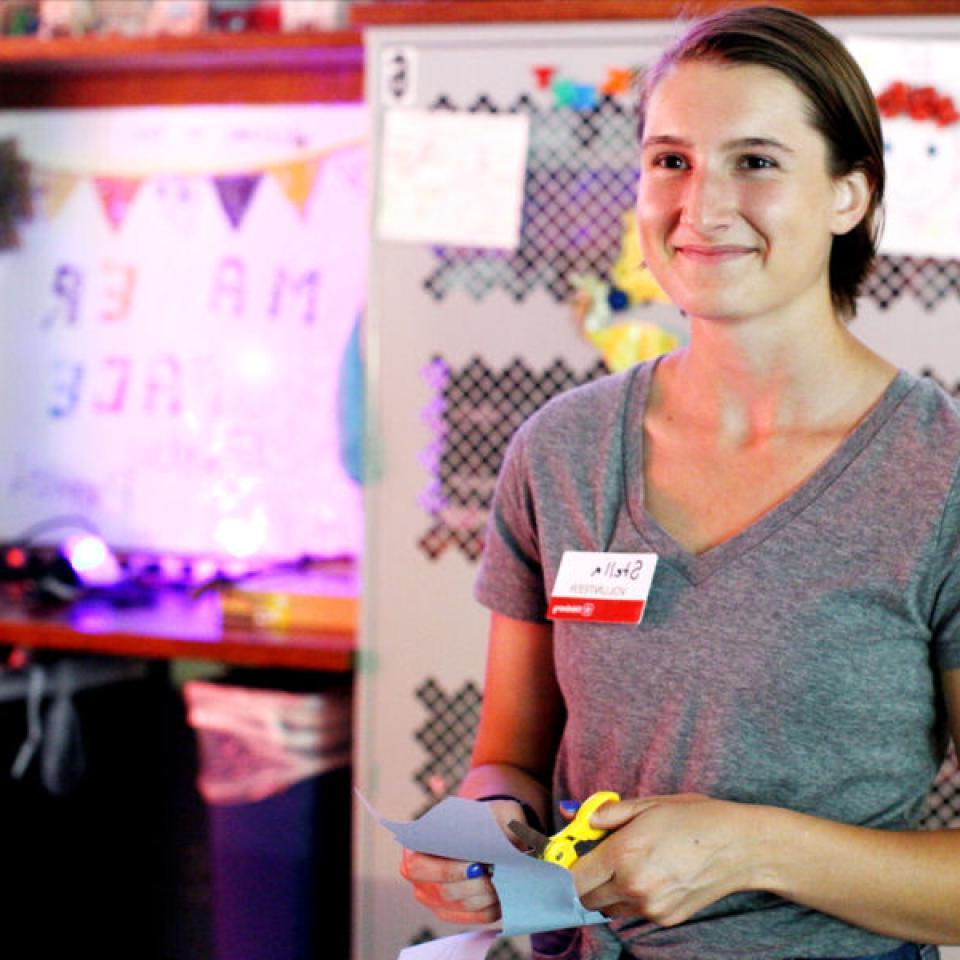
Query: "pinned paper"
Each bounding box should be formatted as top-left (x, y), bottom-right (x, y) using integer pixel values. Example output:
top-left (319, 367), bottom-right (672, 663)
top-left (399, 930), bottom-right (497, 960)
top-left (846, 36), bottom-right (960, 257)
top-left (360, 791), bottom-right (607, 957)
top-left (377, 109), bottom-right (529, 250)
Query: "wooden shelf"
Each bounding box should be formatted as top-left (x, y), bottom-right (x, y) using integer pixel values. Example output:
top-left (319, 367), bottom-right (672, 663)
top-left (0, 1), bottom-right (956, 105)
top-left (349, 0), bottom-right (960, 24)
top-left (0, 28), bottom-right (360, 68)
top-left (0, 588), bottom-right (356, 672)
top-left (0, 29), bottom-right (364, 106)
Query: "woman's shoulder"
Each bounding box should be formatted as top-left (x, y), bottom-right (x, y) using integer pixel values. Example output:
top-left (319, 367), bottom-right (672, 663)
top-left (898, 369), bottom-right (960, 435)
top-left (886, 372), bottom-right (960, 492)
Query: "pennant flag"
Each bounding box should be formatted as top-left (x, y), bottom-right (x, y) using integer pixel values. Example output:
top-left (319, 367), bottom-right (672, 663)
top-left (267, 155), bottom-right (322, 218)
top-left (551, 76), bottom-right (577, 107)
top-left (32, 167), bottom-right (80, 221)
top-left (93, 175), bottom-right (144, 231)
top-left (330, 145), bottom-right (366, 193)
top-left (213, 172), bottom-right (263, 230)
top-left (532, 65), bottom-right (556, 90)
top-left (601, 67), bottom-right (633, 97)
top-left (571, 83), bottom-right (599, 111)
top-left (153, 175), bottom-right (199, 235)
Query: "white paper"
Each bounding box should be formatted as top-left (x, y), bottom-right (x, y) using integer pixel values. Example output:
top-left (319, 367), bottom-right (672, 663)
top-left (398, 930), bottom-right (498, 960)
top-left (846, 36), bottom-right (960, 258)
top-left (377, 109), bottom-right (529, 250)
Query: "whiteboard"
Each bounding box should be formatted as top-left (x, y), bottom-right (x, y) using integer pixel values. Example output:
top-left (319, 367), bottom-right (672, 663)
top-left (0, 104), bottom-right (368, 561)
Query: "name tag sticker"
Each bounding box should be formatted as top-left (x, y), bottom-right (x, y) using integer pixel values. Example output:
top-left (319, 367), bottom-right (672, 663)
top-left (548, 551), bottom-right (659, 624)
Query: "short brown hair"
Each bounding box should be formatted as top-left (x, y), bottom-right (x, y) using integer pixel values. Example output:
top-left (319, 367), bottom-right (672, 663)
top-left (637, 6), bottom-right (884, 318)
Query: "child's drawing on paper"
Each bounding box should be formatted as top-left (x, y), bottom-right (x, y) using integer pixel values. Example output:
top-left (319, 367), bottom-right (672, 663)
top-left (877, 80), bottom-right (960, 256)
top-left (846, 36), bottom-right (960, 258)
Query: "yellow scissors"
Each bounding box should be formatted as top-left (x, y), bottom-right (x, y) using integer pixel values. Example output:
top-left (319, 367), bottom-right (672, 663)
top-left (508, 790), bottom-right (620, 869)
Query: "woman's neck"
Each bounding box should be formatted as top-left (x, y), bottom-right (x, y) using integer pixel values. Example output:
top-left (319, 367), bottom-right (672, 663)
top-left (656, 315), bottom-right (897, 445)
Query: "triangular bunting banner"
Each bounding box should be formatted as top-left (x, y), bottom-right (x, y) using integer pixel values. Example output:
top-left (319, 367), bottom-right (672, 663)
top-left (27, 138), bottom-right (365, 232)
top-left (213, 172), bottom-right (263, 230)
top-left (152, 175), bottom-right (199, 235)
top-left (331, 146), bottom-right (366, 192)
top-left (267, 156), bottom-right (322, 218)
top-left (32, 167), bottom-right (80, 220)
top-left (93, 175), bottom-right (144, 231)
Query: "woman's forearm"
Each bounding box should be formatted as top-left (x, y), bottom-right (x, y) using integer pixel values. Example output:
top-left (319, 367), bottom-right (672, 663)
top-left (753, 805), bottom-right (960, 944)
top-left (458, 762), bottom-right (553, 827)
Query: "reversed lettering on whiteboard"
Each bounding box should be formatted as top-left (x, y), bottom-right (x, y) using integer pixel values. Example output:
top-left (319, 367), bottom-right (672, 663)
top-left (0, 105), bottom-right (368, 557)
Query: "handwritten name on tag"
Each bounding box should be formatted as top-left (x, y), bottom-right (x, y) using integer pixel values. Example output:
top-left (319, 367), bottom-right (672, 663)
top-left (548, 551), bottom-right (658, 624)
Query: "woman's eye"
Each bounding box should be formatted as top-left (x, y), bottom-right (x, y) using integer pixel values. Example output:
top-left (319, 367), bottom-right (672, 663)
top-left (739, 154), bottom-right (776, 170)
top-left (653, 153), bottom-right (688, 170)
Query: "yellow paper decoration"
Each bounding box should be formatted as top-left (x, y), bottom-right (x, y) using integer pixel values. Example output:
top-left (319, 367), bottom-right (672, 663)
top-left (609, 209), bottom-right (671, 306)
top-left (268, 156), bottom-right (323, 218)
top-left (569, 209), bottom-right (686, 372)
top-left (586, 321), bottom-right (681, 373)
top-left (34, 168), bottom-right (80, 220)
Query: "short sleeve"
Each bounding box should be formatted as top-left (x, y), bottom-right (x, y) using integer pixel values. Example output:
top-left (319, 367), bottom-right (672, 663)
top-left (932, 465), bottom-right (960, 671)
top-left (473, 424), bottom-right (549, 623)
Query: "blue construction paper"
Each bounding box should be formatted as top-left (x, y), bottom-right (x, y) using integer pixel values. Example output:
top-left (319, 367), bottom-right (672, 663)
top-left (359, 792), bottom-right (608, 938)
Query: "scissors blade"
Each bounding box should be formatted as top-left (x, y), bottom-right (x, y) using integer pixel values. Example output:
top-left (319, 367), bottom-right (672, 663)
top-left (507, 819), bottom-right (550, 857)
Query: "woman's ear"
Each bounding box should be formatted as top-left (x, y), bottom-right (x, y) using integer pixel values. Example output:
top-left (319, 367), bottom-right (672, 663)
top-left (831, 168), bottom-right (872, 236)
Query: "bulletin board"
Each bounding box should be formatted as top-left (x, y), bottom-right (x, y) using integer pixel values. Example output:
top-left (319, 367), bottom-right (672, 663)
top-left (0, 104), bottom-right (368, 562)
top-left (359, 16), bottom-right (960, 960)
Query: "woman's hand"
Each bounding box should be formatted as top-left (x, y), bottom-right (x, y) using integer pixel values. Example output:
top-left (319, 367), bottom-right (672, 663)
top-left (398, 797), bottom-right (527, 926)
top-left (400, 848), bottom-right (500, 925)
top-left (571, 794), bottom-right (761, 927)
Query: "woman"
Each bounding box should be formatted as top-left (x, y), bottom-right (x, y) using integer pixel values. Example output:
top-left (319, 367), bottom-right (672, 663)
top-left (400, 7), bottom-right (960, 958)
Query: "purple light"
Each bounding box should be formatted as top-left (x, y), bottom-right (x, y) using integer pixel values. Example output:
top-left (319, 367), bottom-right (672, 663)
top-left (215, 511), bottom-right (267, 559)
top-left (64, 534), bottom-right (121, 585)
top-left (66, 534), bottom-right (109, 573)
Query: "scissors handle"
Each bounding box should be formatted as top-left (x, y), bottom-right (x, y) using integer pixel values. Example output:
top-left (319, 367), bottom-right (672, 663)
top-left (541, 790), bottom-right (620, 868)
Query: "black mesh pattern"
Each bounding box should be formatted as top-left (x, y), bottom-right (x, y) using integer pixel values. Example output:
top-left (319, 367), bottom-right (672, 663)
top-left (921, 745), bottom-right (960, 829)
top-left (418, 97), bottom-right (960, 312)
top-left (423, 94), bottom-right (639, 304)
top-left (419, 356), bottom-right (608, 562)
top-left (413, 678), bottom-right (483, 816)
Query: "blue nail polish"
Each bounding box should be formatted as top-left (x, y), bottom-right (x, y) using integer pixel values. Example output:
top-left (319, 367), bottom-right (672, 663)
top-left (558, 800), bottom-right (580, 816)
top-left (466, 862), bottom-right (486, 879)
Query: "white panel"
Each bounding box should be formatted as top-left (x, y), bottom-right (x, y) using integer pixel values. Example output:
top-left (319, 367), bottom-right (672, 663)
top-left (359, 16), bottom-right (960, 960)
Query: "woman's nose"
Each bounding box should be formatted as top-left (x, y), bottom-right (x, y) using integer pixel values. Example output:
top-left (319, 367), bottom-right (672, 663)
top-left (680, 169), bottom-right (733, 231)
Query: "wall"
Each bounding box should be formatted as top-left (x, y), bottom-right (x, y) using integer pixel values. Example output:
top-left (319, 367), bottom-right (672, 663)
top-left (359, 16), bottom-right (960, 960)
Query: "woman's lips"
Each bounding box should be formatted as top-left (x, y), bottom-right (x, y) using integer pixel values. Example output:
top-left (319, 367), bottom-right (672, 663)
top-left (675, 244), bottom-right (755, 263)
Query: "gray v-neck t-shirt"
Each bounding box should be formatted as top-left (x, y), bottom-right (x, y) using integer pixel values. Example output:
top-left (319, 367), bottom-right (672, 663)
top-left (474, 361), bottom-right (960, 959)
